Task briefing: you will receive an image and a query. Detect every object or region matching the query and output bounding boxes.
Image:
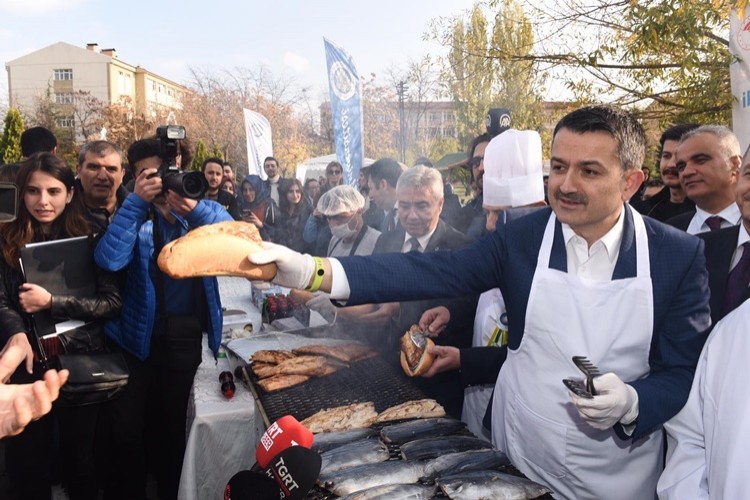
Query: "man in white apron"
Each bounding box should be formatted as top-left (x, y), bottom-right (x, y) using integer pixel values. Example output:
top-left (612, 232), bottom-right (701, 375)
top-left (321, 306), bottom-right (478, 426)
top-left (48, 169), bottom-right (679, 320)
top-left (249, 105), bottom-right (712, 499)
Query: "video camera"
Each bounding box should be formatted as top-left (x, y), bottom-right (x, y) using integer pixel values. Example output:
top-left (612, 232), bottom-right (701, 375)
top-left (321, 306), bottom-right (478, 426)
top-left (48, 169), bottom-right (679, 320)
top-left (0, 183), bottom-right (17, 223)
top-left (153, 125), bottom-right (207, 199)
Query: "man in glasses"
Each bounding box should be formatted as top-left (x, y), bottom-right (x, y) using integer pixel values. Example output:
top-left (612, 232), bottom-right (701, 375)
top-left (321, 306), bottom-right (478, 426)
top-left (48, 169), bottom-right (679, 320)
top-left (457, 133), bottom-right (490, 239)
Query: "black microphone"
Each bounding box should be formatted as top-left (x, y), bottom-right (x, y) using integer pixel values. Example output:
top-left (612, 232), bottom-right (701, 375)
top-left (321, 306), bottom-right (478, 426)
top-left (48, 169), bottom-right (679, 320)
top-left (263, 445), bottom-right (322, 500)
top-left (224, 470), bottom-right (279, 500)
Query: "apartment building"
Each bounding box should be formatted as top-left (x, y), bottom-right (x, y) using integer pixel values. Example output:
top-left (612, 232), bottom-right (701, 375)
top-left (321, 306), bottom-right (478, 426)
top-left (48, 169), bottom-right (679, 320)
top-left (5, 41), bottom-right (188, 130)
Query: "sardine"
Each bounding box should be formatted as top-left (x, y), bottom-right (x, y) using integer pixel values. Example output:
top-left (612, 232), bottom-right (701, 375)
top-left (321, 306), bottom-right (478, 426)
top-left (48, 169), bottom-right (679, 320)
top-left (437, 470), bottom-right (552, 499)
top-left (421, 449), bottom-right (511, 482)
top-left (379, 417), bottom-right (467, 444)
top-left (338, 483), bottom-right (436, 500)
top-left (319, 439), bottom-right (391, 475)
top-left (399, 436), bottom-right (492, 461)
top-left (318, 460), bottom-right (426, 497)
top-left (312, 428), bottom-right (377, 453)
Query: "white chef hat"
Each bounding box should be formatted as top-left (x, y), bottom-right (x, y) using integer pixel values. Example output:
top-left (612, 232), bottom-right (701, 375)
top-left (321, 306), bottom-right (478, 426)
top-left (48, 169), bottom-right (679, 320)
top-left (483, 129), bottom-right (545, 208)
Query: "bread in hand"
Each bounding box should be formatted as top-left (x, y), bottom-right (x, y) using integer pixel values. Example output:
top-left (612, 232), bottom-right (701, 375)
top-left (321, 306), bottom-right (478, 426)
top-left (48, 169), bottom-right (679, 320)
top-left (400, 325), bottom-right (435, 377)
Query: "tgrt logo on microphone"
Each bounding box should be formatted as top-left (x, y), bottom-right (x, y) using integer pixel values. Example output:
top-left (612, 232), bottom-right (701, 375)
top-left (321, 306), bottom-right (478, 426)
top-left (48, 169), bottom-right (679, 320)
top-left (261, 421), bottom-right (283, 451)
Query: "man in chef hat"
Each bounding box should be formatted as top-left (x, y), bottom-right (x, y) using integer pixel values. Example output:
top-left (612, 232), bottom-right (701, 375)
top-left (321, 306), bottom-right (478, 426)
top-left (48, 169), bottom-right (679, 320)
top-left (417, 129), bottom-right (547, 440)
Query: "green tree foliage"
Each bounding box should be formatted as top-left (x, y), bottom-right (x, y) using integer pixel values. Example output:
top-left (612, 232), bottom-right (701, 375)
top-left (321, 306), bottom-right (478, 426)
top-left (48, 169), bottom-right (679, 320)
top-left (211, 143), bottom-right (224, 161)
top-left (192, 139), bottom-right (209, 172)
top-left (0, 108), bottom-right (25, 164)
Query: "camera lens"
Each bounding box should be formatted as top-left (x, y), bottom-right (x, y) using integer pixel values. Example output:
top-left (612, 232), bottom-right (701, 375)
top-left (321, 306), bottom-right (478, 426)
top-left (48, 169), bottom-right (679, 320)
top-left (180, 172), bottom-right (208, 199)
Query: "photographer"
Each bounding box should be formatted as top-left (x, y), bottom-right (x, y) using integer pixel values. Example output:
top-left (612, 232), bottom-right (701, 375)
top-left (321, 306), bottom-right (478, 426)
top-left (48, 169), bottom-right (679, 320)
top-left (94, 138), bottom-right (231, 500)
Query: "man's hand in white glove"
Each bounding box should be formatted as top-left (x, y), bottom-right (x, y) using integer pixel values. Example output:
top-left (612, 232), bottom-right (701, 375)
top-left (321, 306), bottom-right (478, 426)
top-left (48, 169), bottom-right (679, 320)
top-left (569, 372), bottom-right (639, 430)
top-left (248, 242), bottom-right (315, 289)
top-left (305, 292), bottom-right (337, 323)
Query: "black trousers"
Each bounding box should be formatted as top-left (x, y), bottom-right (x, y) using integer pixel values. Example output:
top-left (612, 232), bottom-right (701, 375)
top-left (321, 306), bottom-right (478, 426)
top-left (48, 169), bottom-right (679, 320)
top-left (103, 343), bottom-right (199, 500)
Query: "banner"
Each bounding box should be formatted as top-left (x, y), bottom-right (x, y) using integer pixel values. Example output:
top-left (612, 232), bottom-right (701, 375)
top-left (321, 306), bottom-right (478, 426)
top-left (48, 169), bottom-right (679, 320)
top-left (731, 10), bottom-right (750, 151)
top-left (324, 38), bottom-right (364, 186)
top-left (243, 109), bottom-right (273, 178)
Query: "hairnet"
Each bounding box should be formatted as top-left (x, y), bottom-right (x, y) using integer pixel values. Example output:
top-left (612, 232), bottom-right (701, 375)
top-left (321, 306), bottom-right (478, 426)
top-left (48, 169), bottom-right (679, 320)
top-left (317, 185), bottom-right (365, 215)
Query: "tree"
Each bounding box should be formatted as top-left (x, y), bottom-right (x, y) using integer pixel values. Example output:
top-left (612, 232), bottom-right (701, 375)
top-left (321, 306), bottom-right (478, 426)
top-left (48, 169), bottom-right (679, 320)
top-left (0, 108), bottom-right (25, 164)
top-left (72, 90), bottom-right (104, 141)
top-left (192, 139), bottom-right (209, 172)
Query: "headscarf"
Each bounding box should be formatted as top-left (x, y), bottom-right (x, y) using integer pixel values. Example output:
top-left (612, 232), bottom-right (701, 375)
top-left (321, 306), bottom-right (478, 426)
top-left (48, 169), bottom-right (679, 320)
top-left (238, 174), bottom-right (271, 212)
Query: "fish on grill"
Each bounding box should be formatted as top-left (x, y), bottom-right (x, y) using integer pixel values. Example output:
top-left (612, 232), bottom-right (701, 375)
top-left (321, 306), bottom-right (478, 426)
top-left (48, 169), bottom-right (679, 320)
top-left (292, 343), bottom-right (377, 363)
top-left (374, 399), bottom-right (446, 423)
top-left (251, 349), bottom-right (296, 364)
top-left (269, 355), bottom-right (348, 377)
top-left (379, 418), bottom-right (467, 444)
top-left (312, 428), bottom-right (378, 453)
top-left (251, 362), bottom-right (277, 379)
top-left (301, 402), bottom-right (378, 433)
top-left (421, 449), bottom-right (511, 482)
top-left (436, 470), bottom-right (552, 499)
top-left (319, 439), bottom-right (390, 475)
top-left (400, 436), bottom-right (492, 461)
top-left (338, 483), bottom-right (436, 500)
top-left (318, 460), bottom-right (427, 497)
top-left (255, 374), bottom-right (309, 393)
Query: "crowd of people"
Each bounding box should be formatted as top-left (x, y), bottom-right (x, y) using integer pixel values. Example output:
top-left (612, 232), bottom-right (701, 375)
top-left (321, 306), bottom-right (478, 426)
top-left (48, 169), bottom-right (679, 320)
top-left (0, 102), bottom-right (747, 499)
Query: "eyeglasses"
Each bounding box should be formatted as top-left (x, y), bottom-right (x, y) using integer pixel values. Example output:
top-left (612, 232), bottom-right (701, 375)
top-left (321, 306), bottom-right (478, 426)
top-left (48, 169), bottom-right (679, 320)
top-left (327, 170), bottom-right (342, 175)
top-left (468, 156), bottom-right (484, 169)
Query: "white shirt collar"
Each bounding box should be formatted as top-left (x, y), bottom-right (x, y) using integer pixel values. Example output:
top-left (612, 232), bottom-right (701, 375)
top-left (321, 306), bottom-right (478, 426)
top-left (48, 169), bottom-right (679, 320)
top-left (738, 223), bottom-right (750, 248)
top-left (402, 226), bottom-right (437, 253)
top-left (561, 207), bottom-right (625, 264)
top-left (691, 204), bottom-right (742, 233)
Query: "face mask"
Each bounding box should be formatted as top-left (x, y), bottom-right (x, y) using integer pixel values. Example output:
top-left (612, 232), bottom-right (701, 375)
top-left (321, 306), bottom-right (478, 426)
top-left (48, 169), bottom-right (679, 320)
top-left (331, 215), bottom-right (358, 240)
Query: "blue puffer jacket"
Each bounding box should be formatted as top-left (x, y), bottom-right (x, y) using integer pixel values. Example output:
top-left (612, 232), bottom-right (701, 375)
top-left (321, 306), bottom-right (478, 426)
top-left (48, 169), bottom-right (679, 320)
top-left (94, 193), bottom-right (232, 360)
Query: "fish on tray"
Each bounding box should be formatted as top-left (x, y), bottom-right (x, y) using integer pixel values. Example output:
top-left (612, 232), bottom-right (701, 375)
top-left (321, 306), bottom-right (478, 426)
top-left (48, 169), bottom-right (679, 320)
top-left (301, 402), bottom-right (378, 433)
top-left (312, 428), bottom-right (378, 453)
top-left (318, 460), bottom-right (426, 497)
top-left (421, 449), bottom-right (511, 482)
top-left (319, 439), bottom-right (390, 475)
top-left (374, 399), bottom-right (446, 423)
top-left (379, 418), bottom-right (467, 444)
top-left (338, 483), bottom-right (436, 500)
top-left (399, 436), bottom-right (492, 461)
top-left (437, 470), bottom-right (552, 499)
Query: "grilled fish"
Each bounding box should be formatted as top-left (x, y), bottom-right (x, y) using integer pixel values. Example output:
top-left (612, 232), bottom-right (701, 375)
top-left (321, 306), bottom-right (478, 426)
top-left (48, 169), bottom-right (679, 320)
top-left (255, 374), bottom-right (309, 392)
top-left (312, 428), bottom-right (378, 453)
top-left (338, 483), bottom-right (436, 500)
top-left (400, 436), bottom-right (492, 461)
top-left (293, 343), bottom-right (377, 363)
top-left (421, 449), bottom-right (511, 482)
top-left (251, 349), bottom-right (295, 364)
top-left (319, 460), bottom-right (426, 497)
top-left (379, 418), bottom-right (467, 444)
top-left (437, 470), bottom-right (552, 499)
top-left (375, 399), bottom-right (446, 423)
top-left (301, 402), bottom-right (377, 433)
top-left (319, 439), bottom-right (390, 475)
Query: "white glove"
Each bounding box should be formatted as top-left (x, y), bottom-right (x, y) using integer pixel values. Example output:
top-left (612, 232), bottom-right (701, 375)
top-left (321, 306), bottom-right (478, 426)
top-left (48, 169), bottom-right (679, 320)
top-left (569, 372), bottom-right (639, 430)
top-left (305, 291), bottom-right (337, 323)
top-left (248, 242), bottom-right (315, 289)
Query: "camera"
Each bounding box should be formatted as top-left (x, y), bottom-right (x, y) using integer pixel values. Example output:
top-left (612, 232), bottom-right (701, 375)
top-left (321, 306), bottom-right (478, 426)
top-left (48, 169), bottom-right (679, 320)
top-left (153, 125), bottom-right (207, 199)
top-left (486, 108), bottom-right (512, 138)
top-left (0, 183), bottom-right (17, 222)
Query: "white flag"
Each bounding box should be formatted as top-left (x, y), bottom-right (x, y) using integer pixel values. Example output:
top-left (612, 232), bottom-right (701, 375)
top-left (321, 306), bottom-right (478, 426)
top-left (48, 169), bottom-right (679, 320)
top-left (243, 109), bottom-right (273, 178)
top-left (730, 10), bottom-right (750, 151)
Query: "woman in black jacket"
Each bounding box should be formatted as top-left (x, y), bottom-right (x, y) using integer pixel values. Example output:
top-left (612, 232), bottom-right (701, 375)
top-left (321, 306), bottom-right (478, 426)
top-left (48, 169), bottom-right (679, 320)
top-left (276, 178), bottom-right (312, 253)
top-left (0, 153), bottom-right (122, 500)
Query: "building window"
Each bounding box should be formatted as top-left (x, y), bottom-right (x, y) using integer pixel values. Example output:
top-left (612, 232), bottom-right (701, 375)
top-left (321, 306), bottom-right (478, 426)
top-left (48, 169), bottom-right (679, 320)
top-left (55, 93), bottom-right (73, 104)
top-left (56, 116), bottom-right (75, 128)
top-left (167, 88), bottom-right (174, 97)
top-left (157, 84), bottom-right (165, 93)
top-left (53, 69), bottom-right (73, 80)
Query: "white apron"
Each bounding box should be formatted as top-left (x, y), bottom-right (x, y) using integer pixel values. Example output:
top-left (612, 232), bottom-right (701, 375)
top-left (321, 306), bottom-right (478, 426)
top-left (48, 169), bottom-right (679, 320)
top-left (462, 288), bottom-right (505, 441)
top-left (492, 210), bottom-right (662, 500)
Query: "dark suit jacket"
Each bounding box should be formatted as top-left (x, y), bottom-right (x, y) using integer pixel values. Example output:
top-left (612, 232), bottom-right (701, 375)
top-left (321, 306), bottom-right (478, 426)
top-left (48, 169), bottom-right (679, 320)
top-left (338, 205), bottom-right (711, 441)
top-left (665, 211), bottom-right (694, 232)
top-left (699, 225), bottom-right (750, 324)
top-left (373, 219), bottom-right (473, 254)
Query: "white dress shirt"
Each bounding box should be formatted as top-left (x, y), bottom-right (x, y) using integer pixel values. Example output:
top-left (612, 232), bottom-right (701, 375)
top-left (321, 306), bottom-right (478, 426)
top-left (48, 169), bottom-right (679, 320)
top-left (687, 204), bottom-right (741, 235)
top-left (561, 208), bottom-right (625, 281)
top-left (400, 228), bottom-right (436, 253)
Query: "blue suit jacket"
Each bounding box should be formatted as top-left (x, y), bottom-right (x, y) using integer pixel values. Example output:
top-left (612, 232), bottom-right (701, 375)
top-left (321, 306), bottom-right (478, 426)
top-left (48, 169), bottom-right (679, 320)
top-left (338, 205), bottom-right (711, 441)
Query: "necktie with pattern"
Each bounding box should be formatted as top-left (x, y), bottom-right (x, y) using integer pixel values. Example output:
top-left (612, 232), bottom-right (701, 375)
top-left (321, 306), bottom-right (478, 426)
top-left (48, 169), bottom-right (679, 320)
top-left (705, 216), bottom-right (723, 232)
top-left (407, 236), bottom-right (420, 253)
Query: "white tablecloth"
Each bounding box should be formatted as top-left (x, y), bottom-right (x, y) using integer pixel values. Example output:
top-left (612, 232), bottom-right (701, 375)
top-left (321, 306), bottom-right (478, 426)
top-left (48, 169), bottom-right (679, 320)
top-left (178, 278), bottom-right (264, 500)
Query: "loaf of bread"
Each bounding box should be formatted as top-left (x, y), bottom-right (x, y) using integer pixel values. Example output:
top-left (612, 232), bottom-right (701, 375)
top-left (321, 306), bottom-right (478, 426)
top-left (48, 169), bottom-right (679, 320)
top-left (157, 221), bottom-right (277, 280)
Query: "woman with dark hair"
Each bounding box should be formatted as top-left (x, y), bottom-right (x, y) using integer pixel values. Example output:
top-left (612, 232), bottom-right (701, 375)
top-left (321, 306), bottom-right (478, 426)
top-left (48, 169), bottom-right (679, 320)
top-left (0, 153), bottom-right (122, 500)
top-left (276, 178), bottom-right (312, 252)
top-left (221, 176), bottom-right (235, 196)
top-left (238, 174), bottom-right (278, 241)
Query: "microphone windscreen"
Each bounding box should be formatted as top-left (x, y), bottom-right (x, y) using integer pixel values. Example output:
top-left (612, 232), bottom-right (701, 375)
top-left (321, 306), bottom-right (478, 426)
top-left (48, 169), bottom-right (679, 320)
top-left (256, 415), bottom-right (314, 468)
top-left (264, 446), bottom-right (322, 500)
top-left (224, 470), bottom-right (279, 500)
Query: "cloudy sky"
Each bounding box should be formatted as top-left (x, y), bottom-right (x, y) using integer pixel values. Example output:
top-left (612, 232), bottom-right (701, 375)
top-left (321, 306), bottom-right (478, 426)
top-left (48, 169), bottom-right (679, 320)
top-left (0, 0), bottom-right (478, 107)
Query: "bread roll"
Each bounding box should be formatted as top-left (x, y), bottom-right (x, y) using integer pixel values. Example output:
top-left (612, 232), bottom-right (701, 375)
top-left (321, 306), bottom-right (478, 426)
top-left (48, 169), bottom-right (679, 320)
top-left (400, 325), bottom-right (435, 377)
top-left (157, 221), bottom-right (277, 280)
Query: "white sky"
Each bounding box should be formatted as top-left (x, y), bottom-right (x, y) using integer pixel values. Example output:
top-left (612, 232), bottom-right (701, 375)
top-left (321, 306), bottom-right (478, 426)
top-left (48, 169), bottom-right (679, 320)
top-left (0, 0), bottom-right (480, 108)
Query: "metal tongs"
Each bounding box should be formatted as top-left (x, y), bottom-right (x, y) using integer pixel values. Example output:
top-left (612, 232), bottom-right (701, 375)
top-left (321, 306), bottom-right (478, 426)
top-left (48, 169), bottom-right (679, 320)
top-left (562, 356), bottom-right (601, 399)
top-left (409, 327), bottom-right (427, 349)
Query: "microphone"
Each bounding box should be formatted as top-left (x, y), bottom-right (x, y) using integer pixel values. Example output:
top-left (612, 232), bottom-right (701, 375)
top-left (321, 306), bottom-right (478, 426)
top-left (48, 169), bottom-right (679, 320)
top-left (224, 470), bottom-right (279, 500)
top-left (255, 415), bottom-right (314, 469)
top-left (262, 445), bottom-right (322, 500)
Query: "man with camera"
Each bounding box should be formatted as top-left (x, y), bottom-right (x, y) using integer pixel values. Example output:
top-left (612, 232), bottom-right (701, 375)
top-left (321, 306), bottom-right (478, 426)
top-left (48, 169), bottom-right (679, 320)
top-left (94, 133), bottom-right (231, 500)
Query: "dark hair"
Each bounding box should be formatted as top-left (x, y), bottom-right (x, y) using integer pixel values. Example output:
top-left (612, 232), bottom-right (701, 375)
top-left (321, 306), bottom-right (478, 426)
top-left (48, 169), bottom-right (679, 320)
top-left (368, 158), bottom-right (402, 188)
top-left (1, 153), bottom-right (89, 269)
top-left (201, 157), bottom-right (224, 172)
top-left (222, 161), bottom-right (234, 169)
top-left (413, 156), bottom-right (433, 168)
top-left (127, 139), bottom-right (162, 173)
top-left (279, 178), bottom-right (304, 214)
top-left (263, 156), bottom-right (279, 167)
top-left (78, 140), bottom-right (123, 168)
top-left (553, 105), bottom-right (646, 171)
top-left (21, 127), bottom-right (57, 157)
top-left (0, 162), bottom-right (22, 183)
top-left (467, 133), bottom-right (490, 162)
top-left (659, 123), bottom-right (700, 148)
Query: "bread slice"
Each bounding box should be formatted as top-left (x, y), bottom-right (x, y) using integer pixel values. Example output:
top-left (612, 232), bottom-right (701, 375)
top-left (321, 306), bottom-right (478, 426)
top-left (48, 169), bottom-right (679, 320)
top-left (157, 221), bottom-right (277, 279)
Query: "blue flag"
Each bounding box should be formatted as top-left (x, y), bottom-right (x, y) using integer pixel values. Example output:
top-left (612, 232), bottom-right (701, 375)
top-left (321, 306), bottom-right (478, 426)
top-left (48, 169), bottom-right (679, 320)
top-left (324, 38), bottom-right (364, 186)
